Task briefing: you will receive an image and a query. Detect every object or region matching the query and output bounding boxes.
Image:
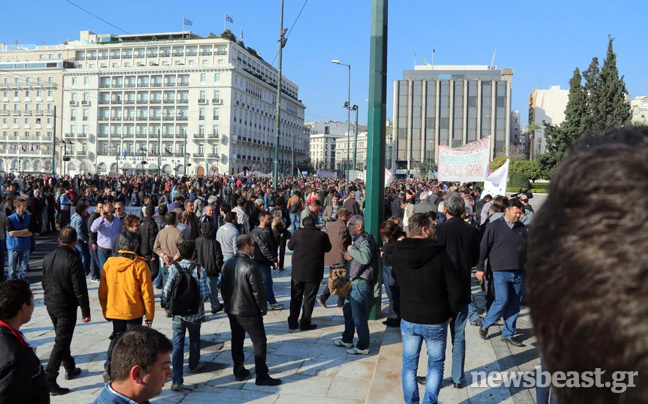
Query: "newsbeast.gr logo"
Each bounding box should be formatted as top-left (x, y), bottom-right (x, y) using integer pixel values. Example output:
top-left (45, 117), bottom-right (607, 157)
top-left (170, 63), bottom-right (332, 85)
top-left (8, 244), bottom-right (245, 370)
top-left (470, 368), bottom-right (639, 393)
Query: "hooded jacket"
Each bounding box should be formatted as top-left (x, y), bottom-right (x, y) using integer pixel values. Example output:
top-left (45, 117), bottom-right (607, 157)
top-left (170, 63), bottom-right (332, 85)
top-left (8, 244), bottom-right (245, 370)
top-left (98, 250), bottom-right (155, 321)
top-left (392, 238), bottom-right (463, 325)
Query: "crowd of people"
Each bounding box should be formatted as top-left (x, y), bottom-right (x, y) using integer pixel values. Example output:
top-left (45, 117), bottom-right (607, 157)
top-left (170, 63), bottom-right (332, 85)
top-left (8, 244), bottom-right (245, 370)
top-left (0, 126), bottom-right (646, 404)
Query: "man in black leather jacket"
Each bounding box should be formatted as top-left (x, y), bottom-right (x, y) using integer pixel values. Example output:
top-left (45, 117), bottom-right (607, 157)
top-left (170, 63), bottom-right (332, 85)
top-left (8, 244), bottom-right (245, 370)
top-left (249, 212), bottom-right (282, 310)
top-left (221, 234), bottom-right (281, 387)
top-left (0, 280), bottom-right (50, 402)
top-left (42, 226), bottom-right (91, 395)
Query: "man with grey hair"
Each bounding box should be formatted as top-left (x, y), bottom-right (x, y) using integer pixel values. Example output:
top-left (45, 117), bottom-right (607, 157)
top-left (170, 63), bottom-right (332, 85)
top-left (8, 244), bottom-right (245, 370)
top-left (99, 231), bottom-right (155, 383)
top-left (333, 215), bottom-right (380, 355)
top-left (413, 192), bottom-right (436, 216)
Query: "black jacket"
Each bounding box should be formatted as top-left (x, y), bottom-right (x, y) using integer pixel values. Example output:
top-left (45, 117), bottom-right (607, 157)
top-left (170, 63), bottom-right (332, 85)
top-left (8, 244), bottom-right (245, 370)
top-left (0, 325), bottom-right (49, 403)
top-left (221, 253), bottom-right (267, 316)
top-left (436, 217), bottom-right (480, 305)
top-left (250, 226), bottom-right (277, 265)
top-left (195, 235), bottom-right (224, 277)
top-left (287, 227), bottom-right (332, 283)
top-left (42, 245), bottom-right (91, 318)
top-left (139, 216), bottom-right (158, 257)
top-left (392, 238), bottom-right (463, 325)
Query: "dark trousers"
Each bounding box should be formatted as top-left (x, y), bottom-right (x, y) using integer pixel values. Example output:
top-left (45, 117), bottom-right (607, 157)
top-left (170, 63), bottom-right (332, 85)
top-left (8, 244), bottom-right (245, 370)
top-left (145, 255), bottom-right (160, 283)
top-left (47, 211), bottom-right (57, 232)
top-left (0, 243), bottom-right (5, 283)
top-left (105, 317), bottom-right (143, 372)
top-left (89, 245), bottom-right (100, 279)
top-left (288, 279), bottom-right (319, 328)
top-left (45, 310), bottom-right (77, 382)
top-left (60, 211), bottom-right (70, 228)
top-left (227, 314), bottom-right (269, 380)
top-left (277, 238), bottom-right (287, 269)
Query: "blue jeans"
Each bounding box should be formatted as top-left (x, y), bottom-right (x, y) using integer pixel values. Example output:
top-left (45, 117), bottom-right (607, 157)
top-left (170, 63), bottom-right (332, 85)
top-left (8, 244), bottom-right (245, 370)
top-left (207, 275), bottom-right (222, 312)
top-left (449, 304), bottom-right (468, 384)
top-left (89, 245), bottom-right (100, 279)
top-left (75, 240), bottom-right (91, 276)
top-left (171, 316), bottom-right (202, 385)
top-left (401, 319), bottom-right (447, 404)
top-left (7, 249), bottom-right (29, 280)
top-left (258, 264), bottom-right (277, 304)
top-left (289, 213), bottom-right (300, 233)
top-left (97, 248), bottom-right (112, 277)
top-left (468, 300), bottom-right (481, 323)
top-left (342, 279), bottom-right (371, 350)
top-left (482, 270), bottom-right (525, 339)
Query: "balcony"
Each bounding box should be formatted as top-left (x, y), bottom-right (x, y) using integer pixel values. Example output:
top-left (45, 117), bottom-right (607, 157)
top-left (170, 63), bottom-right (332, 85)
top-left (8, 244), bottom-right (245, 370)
top-left (175, 134), bottom-right (187, 139)
top-left (164, 82), bottom-right (176, 87)
top-left (11, 111), bottom-right (21, 116)
top-left (98, 117), bottom-right (109, 121)
top-left (0, 111), bottom-right (9, 116)
top-left (176, 99), bottom-right (188, 104)
top-left (136, 116), bottom-right (148, 121)
top-left (150, 99), bottom-right (161, 104)
top-left (65, 133), bottom-right (75, 138)
top-left (163, 99), bottom-right (175, 104)
top-left (69, 101), bottom-right (78, 106)
top-left (193, 152), bottom-right (205, 158)
top-left (81, 100), bottom-right (91, 106)
top-left (162, 116), bottom-right (175, 121)
top-left (123, 116), bottom-right (135, 121)
top-left (23, 110), bottom-right (32, 115)
top-left (212, 99), bottom-right (223, 105)
top-left (99, 99), bottom-right (110, 105)
top-left (111, 116), bottom-right (122, 121)
top-left (151, 83), bottom-right (163, 87)
top-left (198, 99), bottom-right (207, 104)
top-left (122, 133), bottom-right (134, 138)
top-left (99, 84), bottom-right (110, 88)
top-left (137, 99), bottom-right (148, 104)
top-left (76, 151), bottom-right (86, 157)
top-left (177, 116), bottom-right (188, 121)
top-left (178, 82), bottom-right (189, 87)
top-left (137, 83), bottom-right (149, 88)
top-left (193, 133), bottom-right (205, 139)
top-left (77, 133), bottom-right (88, 138)
top-left (98, 133), bottom-right (109, 139)
top-left (124, 100), bottom-right (135, 104)
top-left (207, 153), bottom-right (220, 160)
top-left (162, 134), bottom-right (174, 138)
top-left (207, 133), bottom-right (220, 139)
top-left (136, 133), bottom-right (148, 138)
top-left (112, 84), bottom-right (123, 88)
top-left (111, 100), bottom-right (122, 104)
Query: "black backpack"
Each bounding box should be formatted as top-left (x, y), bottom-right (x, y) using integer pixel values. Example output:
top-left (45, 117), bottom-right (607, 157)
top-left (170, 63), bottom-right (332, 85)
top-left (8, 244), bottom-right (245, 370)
top-left (169, 262), bottom-right (201, 316)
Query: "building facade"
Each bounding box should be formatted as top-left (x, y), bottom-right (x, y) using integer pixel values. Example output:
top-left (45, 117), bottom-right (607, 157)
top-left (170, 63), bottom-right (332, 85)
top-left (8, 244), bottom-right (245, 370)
top-left (528, 85), bottom-right (569, 159)
top-left (631, 95), bottom-right (648, 125)
top-left (309, 133), bottom-right (339, 171)
top-left (393, 65), bottom-right (513, 177)
top-left (1, 30), bottom-right (308, 176)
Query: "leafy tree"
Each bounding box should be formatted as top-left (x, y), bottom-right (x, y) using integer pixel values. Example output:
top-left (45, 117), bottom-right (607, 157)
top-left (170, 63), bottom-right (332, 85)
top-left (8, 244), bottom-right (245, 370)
top-left (489, 156), bottom-right (509, 172)
top-left (509, 144), bottom-right (527, 161)
top-left (220, 29), bottom-right (236, 42)
top-left (562, 67), bottom-right (588, 142)
top-left (596, 36), bottom-right (632, 133)
top-left (512, 160), bottom-right (541, 181)
top-left (524, 122), bottom-right (540, 159)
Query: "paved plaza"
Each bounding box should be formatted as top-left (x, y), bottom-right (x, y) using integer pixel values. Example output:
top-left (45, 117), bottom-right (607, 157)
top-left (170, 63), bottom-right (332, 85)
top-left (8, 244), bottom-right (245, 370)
top-left (22, 233), bottom-right (542, 403)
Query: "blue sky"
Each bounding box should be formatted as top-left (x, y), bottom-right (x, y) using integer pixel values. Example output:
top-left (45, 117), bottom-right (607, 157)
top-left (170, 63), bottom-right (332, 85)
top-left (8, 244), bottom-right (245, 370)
top-left (3, 0), bottom-right (647, 127)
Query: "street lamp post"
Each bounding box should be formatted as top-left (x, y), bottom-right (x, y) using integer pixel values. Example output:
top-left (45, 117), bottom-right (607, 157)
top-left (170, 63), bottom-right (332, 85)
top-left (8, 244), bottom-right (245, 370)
top-left (351, 104), bottom-right (358, 170)
top-left (332, 59), bottom-right (351, 182)
top-left (273, 0), bottom-right (287, 192)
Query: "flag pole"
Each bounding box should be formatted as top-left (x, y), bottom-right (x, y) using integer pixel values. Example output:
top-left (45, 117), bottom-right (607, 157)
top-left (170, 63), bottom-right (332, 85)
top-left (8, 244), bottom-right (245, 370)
top-left (224, 13), bottom-right (226, 32)
top-left (182, 17), bottom-right (185, 38)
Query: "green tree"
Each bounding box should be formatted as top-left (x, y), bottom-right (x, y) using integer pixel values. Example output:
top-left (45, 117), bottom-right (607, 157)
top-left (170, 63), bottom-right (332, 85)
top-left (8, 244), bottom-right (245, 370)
top-left (220, 29), bottom-right (236, 41)
top-left (524, 122), bottom-right (540, 159)
top-left (582, 57), bottom-right (601, 137)
top-left (562, 67), bottom-right (588, 142)
top-left (596, 36), bottom-right (632, 133)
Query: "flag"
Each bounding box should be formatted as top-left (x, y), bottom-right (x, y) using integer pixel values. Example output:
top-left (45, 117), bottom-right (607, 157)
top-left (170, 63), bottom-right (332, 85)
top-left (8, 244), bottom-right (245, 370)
top-left (482, 160), bottom-right (509, 199)
top-left (123, 149), bottom-right (127, 158)
top-left (22, 145), bottom-right (26, 152)
top-left (183, 18), bottom-right (193, 26)
top-left (225, 14), bottom-right (234, 23)
top-left (165, 147), bottom-right (172, 156)
top-left (240, 28), bottom-right (243, 41)
top-left (31, 145), bottom-right (34, 151)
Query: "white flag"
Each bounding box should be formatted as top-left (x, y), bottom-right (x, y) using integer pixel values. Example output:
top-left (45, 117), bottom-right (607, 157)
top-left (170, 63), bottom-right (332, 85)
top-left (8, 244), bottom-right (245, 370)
top-left (482, 159), bottom-right (509, 199)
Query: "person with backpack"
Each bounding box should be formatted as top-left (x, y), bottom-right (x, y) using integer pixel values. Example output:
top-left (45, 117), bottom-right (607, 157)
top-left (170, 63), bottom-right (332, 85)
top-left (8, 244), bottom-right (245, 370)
top-left (195, 222), bottom-right (224, 314)
top-left (286, 191), bottom-right (302, 233)
top-left (161, 240), bottom-right (209, 392)
top-left (98, 231), bottom-right (154, 384)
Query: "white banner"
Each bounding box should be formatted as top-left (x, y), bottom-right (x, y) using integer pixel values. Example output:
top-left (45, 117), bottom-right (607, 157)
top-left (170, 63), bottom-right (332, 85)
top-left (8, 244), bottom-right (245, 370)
top-left (438, 137), bottom-right (491, 182)
top-left (482, 159), bottom-right (509, 199)
top-left (316, 170), bottom-right (338, 178)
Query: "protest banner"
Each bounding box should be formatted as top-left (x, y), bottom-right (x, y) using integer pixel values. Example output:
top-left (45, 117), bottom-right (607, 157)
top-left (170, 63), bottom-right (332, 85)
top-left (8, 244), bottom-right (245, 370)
top-left (438, 137), bottom-right (491, 182)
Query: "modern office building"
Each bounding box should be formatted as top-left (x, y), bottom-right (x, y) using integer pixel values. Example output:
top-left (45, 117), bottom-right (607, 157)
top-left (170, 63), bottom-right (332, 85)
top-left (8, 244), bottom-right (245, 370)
top-left (1, 30), bottom-right (308, 175)
top-left (528, 85), bottom-right (568, 159)
top-left (392, 64), bottom-right (514, 177)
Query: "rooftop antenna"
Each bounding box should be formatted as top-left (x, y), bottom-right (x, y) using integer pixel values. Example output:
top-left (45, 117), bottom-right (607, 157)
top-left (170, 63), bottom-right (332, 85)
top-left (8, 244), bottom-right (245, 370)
top-left (490, 47), bottom-right (497, 70)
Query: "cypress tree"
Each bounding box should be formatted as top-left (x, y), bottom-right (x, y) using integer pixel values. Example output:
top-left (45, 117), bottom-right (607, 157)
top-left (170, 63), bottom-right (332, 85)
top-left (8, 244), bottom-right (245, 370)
top-left (596, 36), bottom-right (631, 133)
top-left (582, 57), bottom-right (601, 137)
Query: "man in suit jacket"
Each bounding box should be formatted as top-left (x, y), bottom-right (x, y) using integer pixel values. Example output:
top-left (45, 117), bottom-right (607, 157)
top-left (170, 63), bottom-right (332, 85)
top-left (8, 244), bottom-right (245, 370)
top-left (287, 216), bottom-right (331, 331)
top-left (318, 208), bottom-right (351, 308)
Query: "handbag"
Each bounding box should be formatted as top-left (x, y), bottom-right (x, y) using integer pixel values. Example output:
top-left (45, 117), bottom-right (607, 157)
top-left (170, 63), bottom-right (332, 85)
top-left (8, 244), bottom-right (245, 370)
top-left (328, 265), bottom-right (352, 298)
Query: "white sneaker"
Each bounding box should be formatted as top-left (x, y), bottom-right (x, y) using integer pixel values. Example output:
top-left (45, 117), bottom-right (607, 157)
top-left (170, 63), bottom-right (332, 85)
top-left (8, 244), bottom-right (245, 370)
top-left (346, 347), bottom-right (369, 355)
top-left (269, 303), bottom-right (283, 310)
top-left (333, 340), bottom-right (353, 349)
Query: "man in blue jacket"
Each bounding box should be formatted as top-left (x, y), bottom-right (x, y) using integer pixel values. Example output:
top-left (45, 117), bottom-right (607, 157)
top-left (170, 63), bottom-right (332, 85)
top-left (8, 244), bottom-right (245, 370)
top-left (476, 198), bottom-right (527, 347)
top-left (6, 198), bottom-right (35, 281)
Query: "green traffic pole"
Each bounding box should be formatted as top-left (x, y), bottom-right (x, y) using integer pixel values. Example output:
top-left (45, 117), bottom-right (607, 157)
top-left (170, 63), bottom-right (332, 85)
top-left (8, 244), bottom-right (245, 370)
top-left (366, 0), bottom-right (388, 320)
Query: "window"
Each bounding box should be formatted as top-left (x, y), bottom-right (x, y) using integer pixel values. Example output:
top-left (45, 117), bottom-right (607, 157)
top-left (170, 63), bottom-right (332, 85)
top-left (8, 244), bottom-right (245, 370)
top-left (200, 73), bottom-right (206, 83)
top-left (213, 107), bottom-right (219, 120)
top-left (199, 108), bottom-right (205, 120)
top-left (213, 90), bottom-right (220, 101)
top-left (72, 77), bottom-right (77, 86)
top-left (214, 73), bottom-right (220, 82)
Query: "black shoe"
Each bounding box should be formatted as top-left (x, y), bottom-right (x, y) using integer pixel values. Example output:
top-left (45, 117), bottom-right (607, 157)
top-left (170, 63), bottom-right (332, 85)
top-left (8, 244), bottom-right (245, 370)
top-left (299, 324), bottom-right (318, 331)
top-left (235, 369), bottom-right (251, 382)
top-left (211, 306), bottom-right (223, 314)
top-left (416, 376), bottom-right (427, 385)
top-left (502, 337), bottom-right (525, 347)
top-left (453, 382), bottom-right (465, 389)
top-left (479, 325), bottom-right (489, 340)
top-left (48, 382), bottom-right (70, 396)
top-left (65, 367), bottom-right (82, 380)
top-left (470, 318), bottom-right (483, 326)
top-left (383, 318), bottom-right (401, 328)
top-left (288, 323), bottom-right (299, 331)
top-left (255, 376), bottom-right (282, 386)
